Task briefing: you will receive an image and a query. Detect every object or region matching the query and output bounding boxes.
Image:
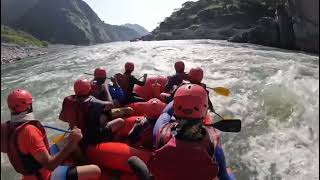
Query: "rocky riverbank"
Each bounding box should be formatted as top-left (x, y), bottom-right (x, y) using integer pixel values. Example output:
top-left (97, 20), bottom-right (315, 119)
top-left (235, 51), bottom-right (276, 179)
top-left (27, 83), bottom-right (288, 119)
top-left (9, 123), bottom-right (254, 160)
top-left (142, 0), bottom-right (318, 54)
top-left (1, 43), bottom-right (48, 64)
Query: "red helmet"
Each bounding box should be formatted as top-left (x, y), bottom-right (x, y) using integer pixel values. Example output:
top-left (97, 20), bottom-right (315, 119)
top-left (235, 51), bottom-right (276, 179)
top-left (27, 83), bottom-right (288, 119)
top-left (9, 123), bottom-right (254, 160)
top-left (189, 67), bottom-right (203, 84)
top-left (7, 89), bottom-right (33, 113)
top-left (74, 78), bottom-right (91, 96)
top-left (173, 84), bottom-right (208, 119)
top-left (94, 67), bottom-right (107, 79)
top-left (174, 61), bottom-right (185, 73)
top-left (125, 62), bottom-right (134, 72)
top-left (146, 98), bottom-right (166, 119)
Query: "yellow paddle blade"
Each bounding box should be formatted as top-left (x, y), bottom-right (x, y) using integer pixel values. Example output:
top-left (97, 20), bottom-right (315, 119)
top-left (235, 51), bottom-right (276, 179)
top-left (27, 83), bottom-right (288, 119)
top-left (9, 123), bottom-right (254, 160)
top-left (212, 87), bottom-right (230, 96)
top-left (51, 134), bottom-right (65, 144)
top-left (223, 115), bottom-right (234, 120)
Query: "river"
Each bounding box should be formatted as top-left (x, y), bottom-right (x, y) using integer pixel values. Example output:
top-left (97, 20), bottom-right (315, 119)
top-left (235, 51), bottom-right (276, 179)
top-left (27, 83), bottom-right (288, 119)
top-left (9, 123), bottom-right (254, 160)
top-left (1, 40), bottom-right (319, 180)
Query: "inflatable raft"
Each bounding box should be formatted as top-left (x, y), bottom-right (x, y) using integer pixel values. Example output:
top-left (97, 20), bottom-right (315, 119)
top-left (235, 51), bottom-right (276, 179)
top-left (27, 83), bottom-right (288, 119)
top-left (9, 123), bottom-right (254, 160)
top-left (50, 76), bottom-right (236, 180)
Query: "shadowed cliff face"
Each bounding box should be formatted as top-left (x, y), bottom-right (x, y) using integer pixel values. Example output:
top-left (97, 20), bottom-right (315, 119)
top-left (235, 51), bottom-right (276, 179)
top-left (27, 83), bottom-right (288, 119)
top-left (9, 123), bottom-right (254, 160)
top-left (144, 0), bottom-right (318, 53)
top-left (288, 0), bottom-right (319, 53)
top-left (144, 0), bottom-right (275, 40)
top-left (1, 0), bottom-right (141, 45)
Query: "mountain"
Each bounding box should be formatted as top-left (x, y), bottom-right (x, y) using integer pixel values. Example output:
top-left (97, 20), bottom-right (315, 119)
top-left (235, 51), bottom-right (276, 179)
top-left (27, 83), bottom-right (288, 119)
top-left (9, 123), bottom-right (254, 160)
top-left (1, 0), bottom-right (39, 26)
top-left (144, 0), bottom-right (318, 53)
top-left (1, 0), bottom-right (140, 45)
top-left (123, 23), bottom-right (150, 37)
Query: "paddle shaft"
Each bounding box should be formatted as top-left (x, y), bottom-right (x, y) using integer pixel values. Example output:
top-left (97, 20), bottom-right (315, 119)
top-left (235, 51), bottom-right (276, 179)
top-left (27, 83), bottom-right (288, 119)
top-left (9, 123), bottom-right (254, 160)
top-left (43, 125), bottom-right (72, 133)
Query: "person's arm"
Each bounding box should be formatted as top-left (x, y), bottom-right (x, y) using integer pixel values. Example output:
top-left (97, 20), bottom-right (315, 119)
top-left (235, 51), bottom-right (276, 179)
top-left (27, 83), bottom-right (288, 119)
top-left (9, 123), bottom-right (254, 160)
top-left (104, 84), bottom-right (114, 105)
top-left (214, 145), bottom-right (230, 180)
top-left (164, 76), bottom-right (174, 92)
top-left (208, 97), bottom-right (214, 112)
top-left (132, 74), bottom-right (147, 86)
top-left (32, 127), bottom-right (82, 171)
top-left (203, 84), bottom-right (214, 112)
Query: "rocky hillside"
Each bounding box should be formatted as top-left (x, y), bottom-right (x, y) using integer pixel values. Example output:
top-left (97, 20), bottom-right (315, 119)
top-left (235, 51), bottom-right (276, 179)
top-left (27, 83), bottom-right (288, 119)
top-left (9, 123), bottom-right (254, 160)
top-left (1, 0), bottom-right (141, 45)
top-left (1, 25), bottom-right (48, 47)
top-left (144, 0), bottom-right (318, 53)
top-left (123, 23), bottom-right (150, 36)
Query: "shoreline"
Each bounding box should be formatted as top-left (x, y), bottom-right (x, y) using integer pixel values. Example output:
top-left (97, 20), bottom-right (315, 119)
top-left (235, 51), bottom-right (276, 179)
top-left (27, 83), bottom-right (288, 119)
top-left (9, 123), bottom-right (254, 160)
top-left (1, 43), bottom-right (48, 64)
top-left (1, 43), bottom-right (79, 64)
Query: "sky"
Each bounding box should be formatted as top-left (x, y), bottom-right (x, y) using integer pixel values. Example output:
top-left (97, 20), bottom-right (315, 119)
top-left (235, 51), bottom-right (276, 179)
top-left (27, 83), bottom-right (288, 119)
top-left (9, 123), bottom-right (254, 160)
top-left (82, 0), bottom-right (196, 32)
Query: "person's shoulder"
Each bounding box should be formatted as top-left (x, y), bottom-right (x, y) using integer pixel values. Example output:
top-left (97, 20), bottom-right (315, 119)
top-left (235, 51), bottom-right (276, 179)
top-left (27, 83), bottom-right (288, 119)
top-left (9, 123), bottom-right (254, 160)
top-left (20, 124), bottom-right (43, 137)
top-left (63, 95), bottom-right (76, 100)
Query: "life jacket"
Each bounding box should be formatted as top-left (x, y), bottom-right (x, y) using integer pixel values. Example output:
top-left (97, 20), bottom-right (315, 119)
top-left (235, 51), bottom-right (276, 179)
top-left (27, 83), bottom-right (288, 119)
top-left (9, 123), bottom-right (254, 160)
top-left (60, 95), bottom-right (110, 146)
top-left (114, 73), bottom-right (130, 96)
top-left (1, 120), bottom-right (49, 179)
top-left (60, 95), bottom-right (91, 137)
top-left (90, 81), bottom-right (108, 101)
top-left (149, 122), bottom-right (219, 180)
top-left (109, 85), bottom-right (125, 102)
top-left (165, 73), bottom-right (188, 92)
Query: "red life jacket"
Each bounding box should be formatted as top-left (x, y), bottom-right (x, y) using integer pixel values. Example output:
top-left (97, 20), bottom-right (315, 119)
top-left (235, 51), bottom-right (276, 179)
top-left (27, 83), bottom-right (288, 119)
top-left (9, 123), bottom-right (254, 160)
top-left (114, 73), bottom-right (130, 95)
top-left (60, 95), bottom-right (112, 145)
top-left (60, 95), bottom-right (91, 137)
top-left (149, 122), bottom-right (219, 180)
top-left (1, 120), bottom-right (49, 178)
top-left (90, 81), bottom-right (108, 101)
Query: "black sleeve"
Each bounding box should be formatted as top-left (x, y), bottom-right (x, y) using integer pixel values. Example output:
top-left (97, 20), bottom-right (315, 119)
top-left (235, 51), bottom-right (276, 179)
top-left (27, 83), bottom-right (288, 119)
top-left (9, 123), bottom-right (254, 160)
top-left (132, 76), bottom-right (145, 86)
top-left (165, 76), bottom-right (174, 92)
top-left (59, 97), bottom-right (69, 122)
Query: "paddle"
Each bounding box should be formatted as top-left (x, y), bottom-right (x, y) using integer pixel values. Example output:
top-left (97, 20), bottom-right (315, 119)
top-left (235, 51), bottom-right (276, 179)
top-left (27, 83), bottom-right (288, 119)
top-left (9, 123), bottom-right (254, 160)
top-left (208, 107), bottom-right (241, 132)
top-left (43, 125), bottom-right (72, 133)
top-left (128, 156), bottom-right (154, 180)
top-left (43, 125), bottom-right (71, 144)
top-left (210, 119), bottom-right (241, 132)
top-left (207, 87), bottom-right (230, 96)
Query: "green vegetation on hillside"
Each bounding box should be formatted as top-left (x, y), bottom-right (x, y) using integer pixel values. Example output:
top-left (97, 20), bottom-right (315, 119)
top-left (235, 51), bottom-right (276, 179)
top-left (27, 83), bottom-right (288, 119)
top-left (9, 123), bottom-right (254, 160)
top-left (1, 25), bottom-right (48, 47)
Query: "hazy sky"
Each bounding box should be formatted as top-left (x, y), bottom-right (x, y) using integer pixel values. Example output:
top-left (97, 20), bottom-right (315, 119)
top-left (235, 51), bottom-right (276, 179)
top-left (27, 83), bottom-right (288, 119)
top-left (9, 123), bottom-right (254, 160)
top-left (82, 0), bottom-right (195, 32)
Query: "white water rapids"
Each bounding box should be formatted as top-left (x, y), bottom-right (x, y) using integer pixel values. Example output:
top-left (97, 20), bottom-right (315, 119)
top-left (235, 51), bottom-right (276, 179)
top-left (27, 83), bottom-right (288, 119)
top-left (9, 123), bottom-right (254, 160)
top-left (1, 40), bottom-right (319, 180)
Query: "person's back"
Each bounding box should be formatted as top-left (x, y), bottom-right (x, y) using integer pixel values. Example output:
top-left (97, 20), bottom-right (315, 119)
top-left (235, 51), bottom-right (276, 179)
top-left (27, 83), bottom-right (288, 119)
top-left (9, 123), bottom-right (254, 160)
top-left (153, 84), bottom-right (234, 180)
top-left (164, 61), bottom-right (189, 93)
top-left (115, 62), bottom-right (147, 104)
top-left (150, 84), bottom-right (219, 180)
